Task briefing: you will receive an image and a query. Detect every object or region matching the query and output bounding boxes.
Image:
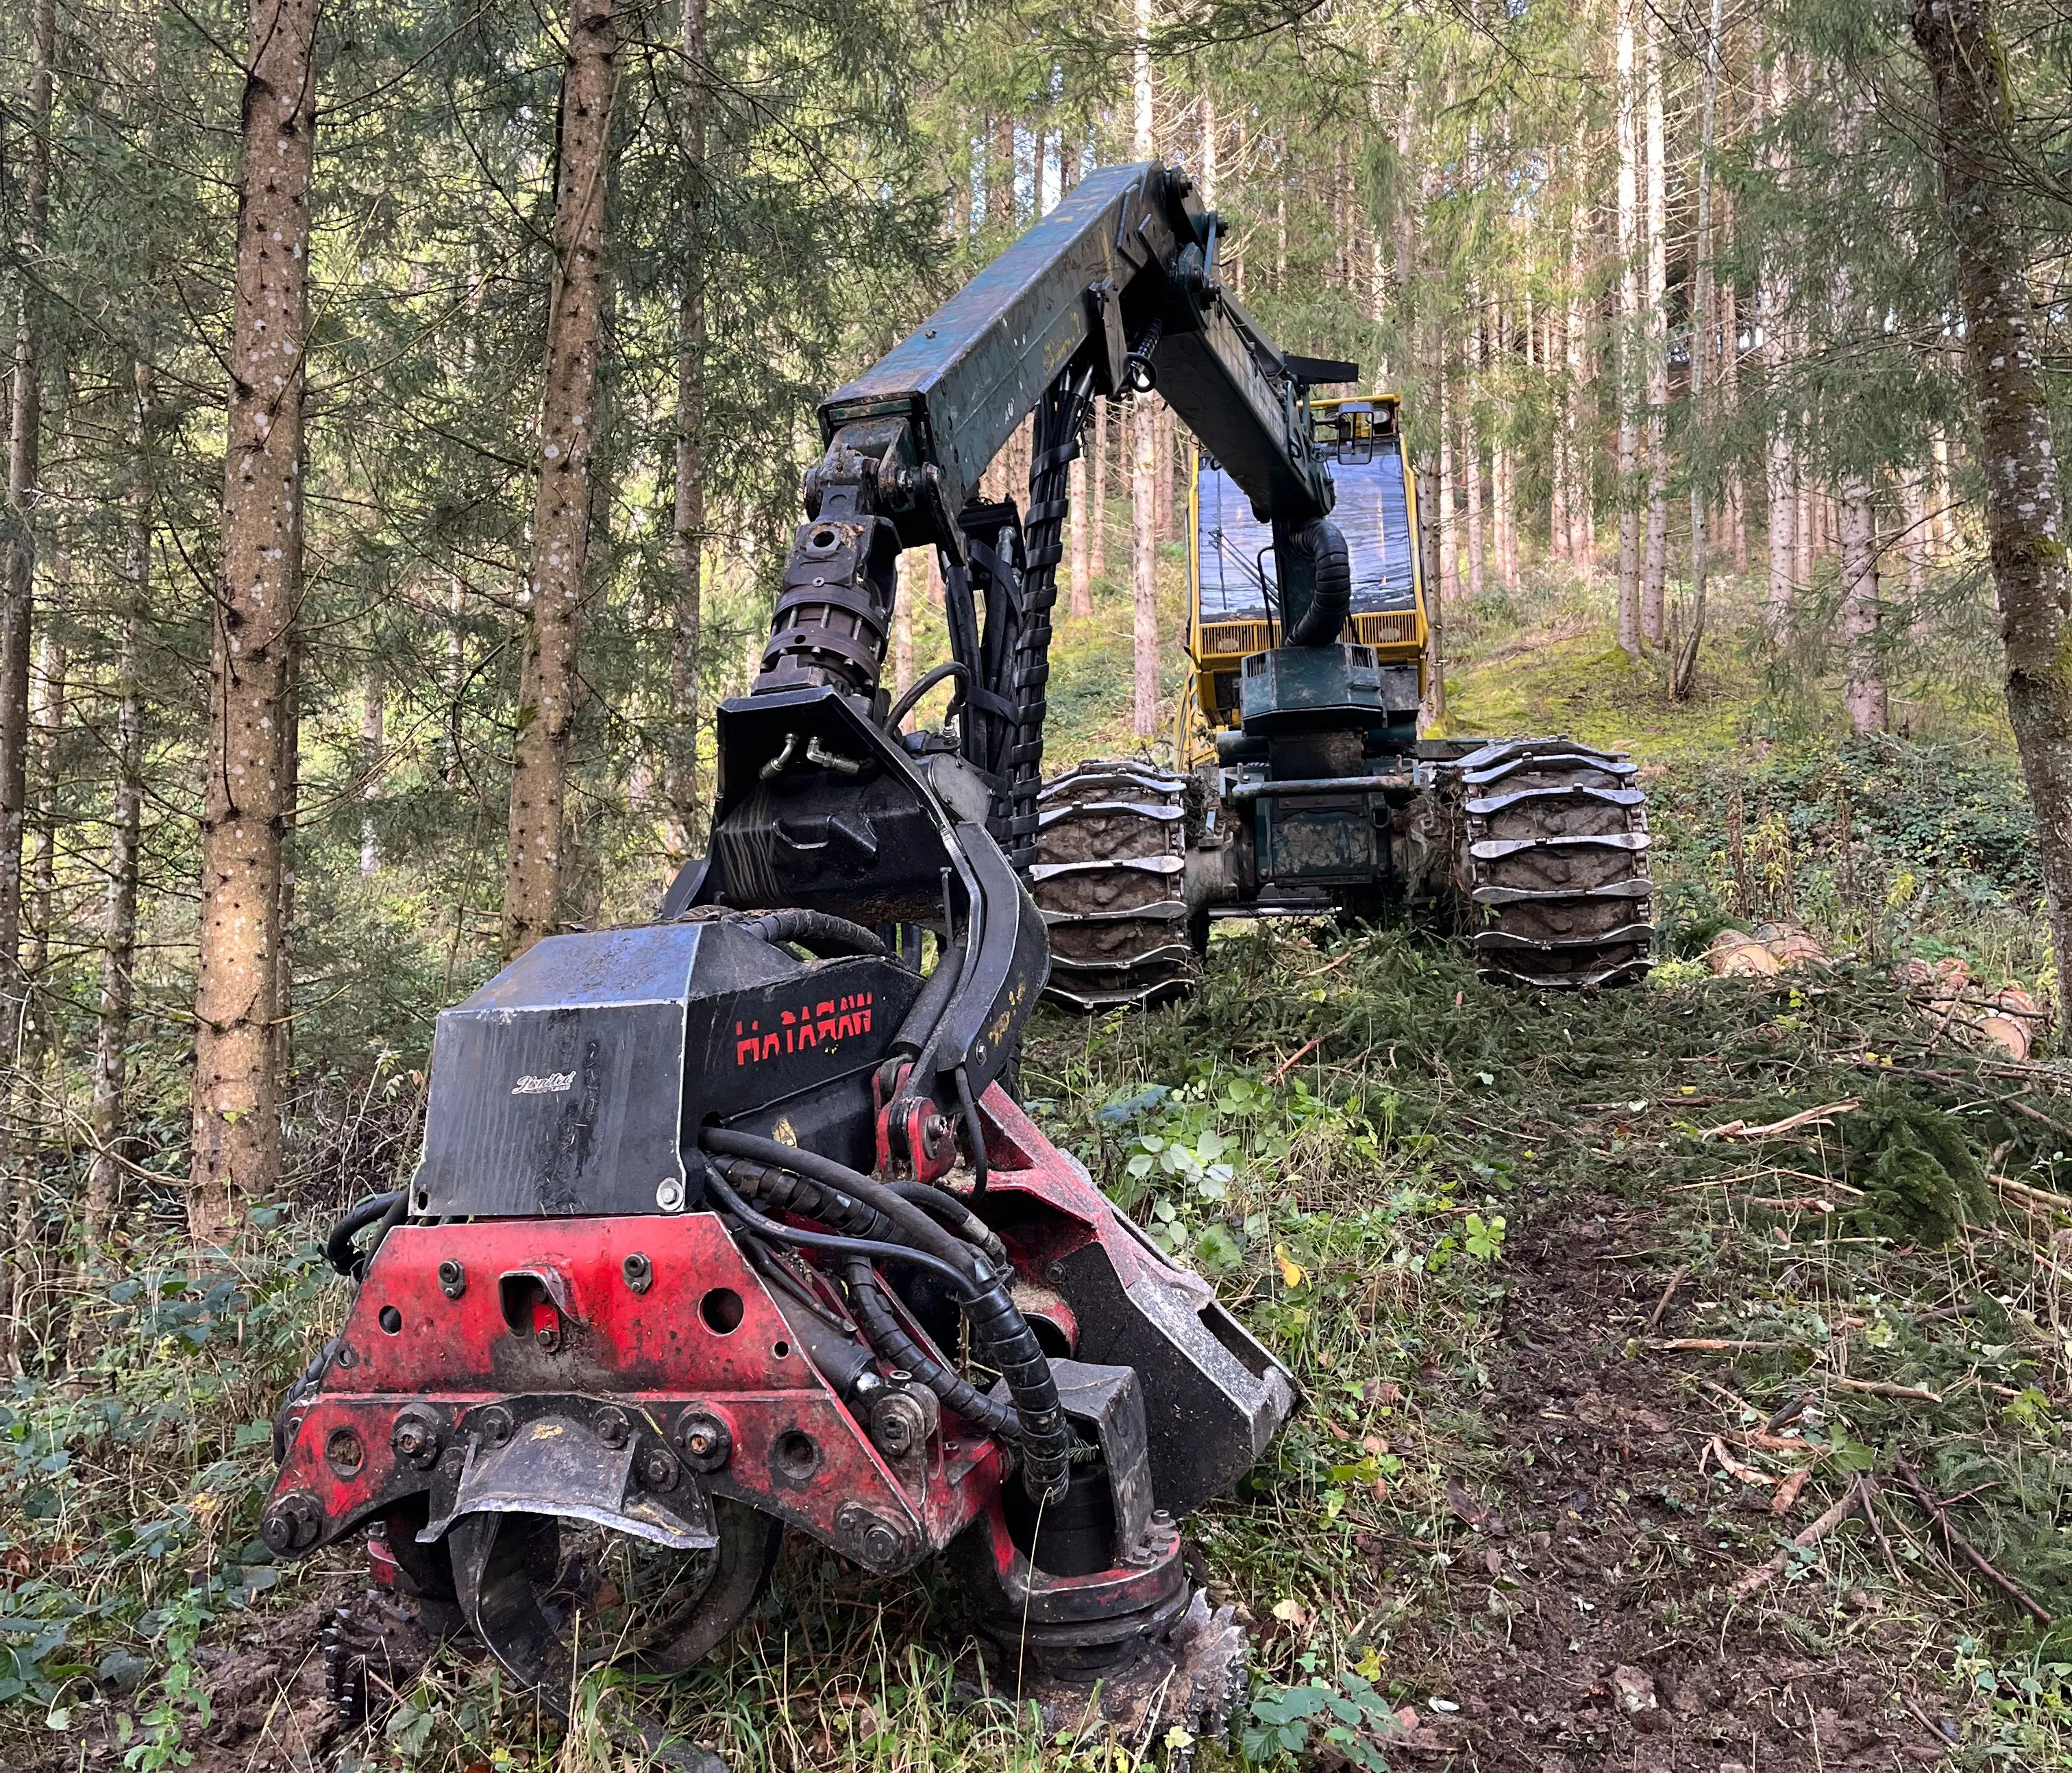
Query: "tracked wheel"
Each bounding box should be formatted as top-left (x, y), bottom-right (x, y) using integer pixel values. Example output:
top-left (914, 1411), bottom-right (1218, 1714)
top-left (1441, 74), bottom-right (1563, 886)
top-left (1443, 739), bottom-right (1654, 989)
top-left (1031, 762), bottom-right (1197, 1012)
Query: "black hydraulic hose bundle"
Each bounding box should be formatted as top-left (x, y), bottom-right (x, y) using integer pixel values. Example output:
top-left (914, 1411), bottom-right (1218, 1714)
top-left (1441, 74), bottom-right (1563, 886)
top-left (700, 1128), bottom-right (1070, 1500)
top-left (732, 908), bottom-right (886, 959)
top-left (325, 1189), bottom-right (406, 1279)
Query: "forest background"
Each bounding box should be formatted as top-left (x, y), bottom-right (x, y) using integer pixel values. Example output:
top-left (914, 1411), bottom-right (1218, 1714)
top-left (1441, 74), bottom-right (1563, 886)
top-left (0, 0), bottom-right (2064, 1442)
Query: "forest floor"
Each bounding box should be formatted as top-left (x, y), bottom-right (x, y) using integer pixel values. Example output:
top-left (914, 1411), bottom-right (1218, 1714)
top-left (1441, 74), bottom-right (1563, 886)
top-left (7, 567), bottom-right (2072, 1773)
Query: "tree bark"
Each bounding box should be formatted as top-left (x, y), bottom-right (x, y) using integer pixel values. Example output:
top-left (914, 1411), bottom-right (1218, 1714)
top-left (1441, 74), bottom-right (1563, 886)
top-left (1641, 3), bottom-right (1670, 646)
top-left (358, 664), bottom-right (384, 876)
top-left (1464, 341), bottom-right (1484, 605)
top-left (665, 0), bottom-right (708, 863)
top-left (1839, 473), bottom-right (1886, 734)
top-left (1438, 375), bottom-right (1457, 612)
top-left (1616, 0), bottom-right (1643, 658)
top-left (504, 0), bottom-right (618, 959)
top-left (190, 0), bottom-right (318, 1256)
top-left (1131, 0), bottom-right (1159, 739)
top-left (0, 0), bottom-right (55, 1351)
top-left (1673, 0), bottom-right (1723, 703)
top-left (81, 342), bottom-right (153, 1281)
top-left (1914, 0), bottom-right (2072, 1006)
top-left (1565, 179), bottom-right (1590, 569)
top-left (1089, 397), bottom-right (1108, 582)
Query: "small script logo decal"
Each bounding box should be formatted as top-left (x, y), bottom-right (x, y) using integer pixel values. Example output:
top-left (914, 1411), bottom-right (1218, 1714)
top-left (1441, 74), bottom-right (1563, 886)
top-left (510, 1071), bottom-right (576, 1097)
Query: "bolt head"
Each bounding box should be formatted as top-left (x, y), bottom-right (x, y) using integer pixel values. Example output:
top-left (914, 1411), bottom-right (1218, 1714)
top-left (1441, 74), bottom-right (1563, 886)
top-left (622, 1252), bottom-right (653, 1293)
top-left (476, 1406), bottom-right (514, 1448)
top-left (391, 1416), bottom-right (441, 1470)
top-left (534, 1324), bottom-right (561, 1352)
top-left (674, 1411), bottom-right (731, 1474)
top-left (596, 1408), bottom-right (630, 1449)
top-left (861, 1522), bottom-right (904, 1567)
top-left (656, 1176), bottom-right (686, 1213)
top-left (436, 1259), bottom-right (466, 1300)
top-left (639, 1446), bottom-right (681, 1492)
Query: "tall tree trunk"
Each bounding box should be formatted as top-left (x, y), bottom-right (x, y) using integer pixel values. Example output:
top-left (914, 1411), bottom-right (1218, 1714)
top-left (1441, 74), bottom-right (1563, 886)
top-left (1418, 386), bottom-right (1446, 728)
top-left (358, 665), bottom-right (384, 875)
top-left (665, 0), bottom-right (708, 863)
top-left (1640, 4), bottom-right (1670, 646)
top-left (1089, 397), bottom-right (1108, 582)
top-left (1673, 0), bottom-right (1722, 702)
top-left (1794, 447), bottom-right (1814, 591)
top-left (893, 550), bottom-right (915, 698)
top-left (25, 576), bottom-right (65, 996)
top-left (504, 0), bottom-right (618, 959)
top-left (189, 0), bottom-right (318, 1257)
top-left (1463, 348), bottom-right (1484, 605)
top-left (80, 343), bottom-right (153, 1285)
top-left (0, 0), bottom-right (55, 1352)
top-left (1131, 0), bottom-right (1159, 739)
top-left (1722, 277), bottom-right (1747, 571)
top-left (1913, 0), bottom-right (2072, 1008)
top-left (1901, 467), bottom-right (1929, 634)
top-left (1438, 377), bottom-right (1457, 612)
top-left (1839, 475), bottom-right (1886, 734)
top-left (1565, 183), bottom-right (1590, 569)
top-left (1615, 0), bottom-right (1643, 658)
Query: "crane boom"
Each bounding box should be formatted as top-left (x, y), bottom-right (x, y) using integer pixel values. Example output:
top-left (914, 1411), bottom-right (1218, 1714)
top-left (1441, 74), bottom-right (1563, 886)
top-left (671, 163), bottom-right (1357, 1147)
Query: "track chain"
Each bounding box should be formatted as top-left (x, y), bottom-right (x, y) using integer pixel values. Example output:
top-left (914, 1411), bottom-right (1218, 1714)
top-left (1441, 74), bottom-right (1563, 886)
top-left (1031, 760), bottom-right (1198, 1011)
top-left (1441, 737), bottom-right (1655, 988)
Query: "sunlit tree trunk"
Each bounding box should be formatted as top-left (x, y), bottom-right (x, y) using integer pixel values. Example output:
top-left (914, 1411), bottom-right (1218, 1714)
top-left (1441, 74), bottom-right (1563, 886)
top-left (1914, 0), bottom-right (2072, 1010)
top-left (1464, 334), bottom-right (1484, 605)
top-left (504, 0), bottom-right (619, 959)
top-left (1565, 181), bottom-right (1590, 569)
top-left (893, 550), bottom-right (915, 698)
top-left (1839, 475), bottom-right (1886, 735)
top-left (1722, 277), bottom-right (1747, 571)
top-left (190, 0), bottom-right (318, 1257)
top-left (1089, 398), bottom-right (1109, 582)
top-left (665, 0), bottom-right (709, 861)
top-left (1901, 468), bottom-right (1929, 635)
top-left (1615, 0), bottom-right (1642, 658)
top-left (1438, 375), bottom-right (1458, 612)
top-left (358, 665), bottom-right (384, 875)
top-left (1640, 4), bottom-right (1669, 646)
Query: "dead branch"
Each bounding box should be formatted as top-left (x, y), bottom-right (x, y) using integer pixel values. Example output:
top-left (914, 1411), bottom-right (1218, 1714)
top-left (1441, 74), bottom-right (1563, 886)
top-left (1642, 1263), bottom-right (1690, 1331)
top-left (1730, 1482), bottom-right (1868, 1598)
top-left (1892, 1453), bottom-right (2054, 1626)
top-left (1699, 1099), bottom-right (1860, 1142)
top-left (1830, 1376), bottom-right (1944, 1404)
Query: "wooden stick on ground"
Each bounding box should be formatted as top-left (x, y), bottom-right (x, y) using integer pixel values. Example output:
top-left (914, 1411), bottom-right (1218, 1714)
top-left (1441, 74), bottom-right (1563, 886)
top-left (1651, 1337), bottom-right (1787, 1353)
top-left (1266, 1034), bottom-right (1324, 1084)
top-left (1731, 1482), bottom-right (1866, 1598)
top-left (1892, 1454), bottom-right (2055, 1626)
top-left (1831, 1376), bottom-right (1943, 1404)
top-left (1642, 1263), bottom-right (1690, 1332)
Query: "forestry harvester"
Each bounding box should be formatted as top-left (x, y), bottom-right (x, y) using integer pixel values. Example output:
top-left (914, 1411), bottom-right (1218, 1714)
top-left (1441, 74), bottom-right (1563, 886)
top-left (262, 160), bottom-right (1646, 1754)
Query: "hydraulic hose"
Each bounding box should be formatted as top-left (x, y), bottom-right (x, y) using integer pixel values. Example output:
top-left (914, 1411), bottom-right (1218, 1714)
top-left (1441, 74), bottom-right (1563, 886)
top-left (705, 1171), bottom-right (976, 1296)
top-left (841, 1258), bottom-right (1019, 1439)
top-left (325, 1190), bottom-right (404, 1279)
top-left (700, 1130), bottom-right (1070, 1500)
top-left (887, 1181), bottom-right (1008, 1267)
top-left (733, 908), bottom-right (887, 959)
top-left (1282, 516), bottom-right (1353, 647)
